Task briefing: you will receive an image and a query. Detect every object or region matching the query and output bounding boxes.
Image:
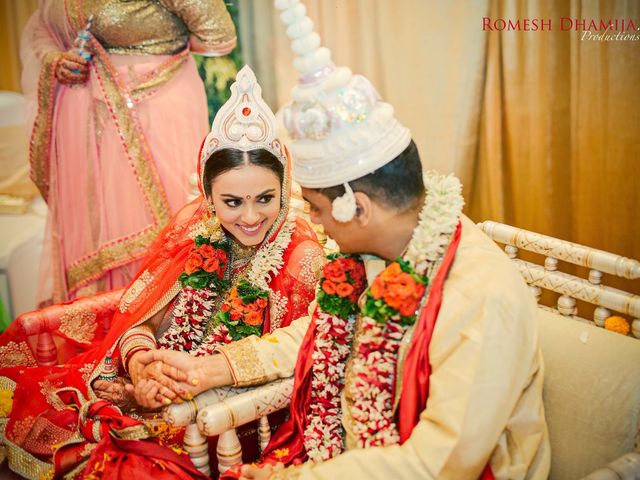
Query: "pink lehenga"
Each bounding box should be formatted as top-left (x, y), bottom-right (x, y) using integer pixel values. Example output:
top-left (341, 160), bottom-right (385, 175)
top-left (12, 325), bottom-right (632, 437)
top-left (21, 0), bottom-right (237, 303)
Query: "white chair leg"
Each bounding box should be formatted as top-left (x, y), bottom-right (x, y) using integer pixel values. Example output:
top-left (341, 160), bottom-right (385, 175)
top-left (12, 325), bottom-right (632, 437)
top-left (184, 422), bottom-right (210, 476)
top-left (258, 416), bottom-right (271, 453)
top-left (632, 319), bottom-right (640, 339)
top-left (217, 428), bottom-right (242, 474)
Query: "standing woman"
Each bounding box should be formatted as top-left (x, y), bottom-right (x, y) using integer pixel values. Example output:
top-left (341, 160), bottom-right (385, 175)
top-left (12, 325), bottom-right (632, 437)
top-left (21, 0), bottom-right (237, 304)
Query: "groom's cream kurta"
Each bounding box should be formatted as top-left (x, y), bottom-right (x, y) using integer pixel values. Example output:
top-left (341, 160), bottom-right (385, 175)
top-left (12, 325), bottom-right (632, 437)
top-left (218, 216), bottom-right (550, 479)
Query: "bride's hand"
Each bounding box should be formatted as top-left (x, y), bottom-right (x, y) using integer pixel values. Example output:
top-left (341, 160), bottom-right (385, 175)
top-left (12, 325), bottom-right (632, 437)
top-left (93, 378), bottom-right (136, 410)
top-left (141, 359), bottom-right (191, 402)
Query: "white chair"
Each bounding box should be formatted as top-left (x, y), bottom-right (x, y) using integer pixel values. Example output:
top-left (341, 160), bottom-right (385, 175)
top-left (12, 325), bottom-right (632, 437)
top-left (478, 221), bottom-right (640, 480)
top-left (164, 378), bottom-right (293, 475)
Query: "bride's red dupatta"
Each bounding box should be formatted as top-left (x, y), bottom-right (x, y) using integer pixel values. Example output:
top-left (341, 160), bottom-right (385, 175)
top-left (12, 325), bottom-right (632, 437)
top-left (0, 198), bottom-right (207, 478)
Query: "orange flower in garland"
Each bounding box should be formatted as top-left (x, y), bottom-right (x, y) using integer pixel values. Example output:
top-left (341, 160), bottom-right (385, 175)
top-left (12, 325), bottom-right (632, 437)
top-left (336, 282), bottom-right (355, 298)
top-left (318, 254), bottom-right (367, 317)
top-left (181, 236), bottom-right (229, 284)
top-left (214, 279), bottom-right (270, 340)
top-left (184, 252), bottom-right (204, 275)
top-left (198, 244), bottom-right (216, 259)
top-left (322, 280), bottom-right (337, 295)
top-left (323, 261), bottom-right (348, 283)
top-left (364, 259), bottom-right (428, 324)
top-left (202, 257), bottom-right (220, 273)
top-left (245, 311), bottom-right (263, 326)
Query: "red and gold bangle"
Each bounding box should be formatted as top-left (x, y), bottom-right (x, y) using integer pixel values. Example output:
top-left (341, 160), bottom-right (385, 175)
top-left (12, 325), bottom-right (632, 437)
top-left (120, 325), bottom-right (156, 373)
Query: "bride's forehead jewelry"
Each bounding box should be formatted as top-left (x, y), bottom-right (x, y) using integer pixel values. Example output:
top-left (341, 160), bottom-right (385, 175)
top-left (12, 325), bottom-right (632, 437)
top-left (200, 66), bottom-right (287, 186)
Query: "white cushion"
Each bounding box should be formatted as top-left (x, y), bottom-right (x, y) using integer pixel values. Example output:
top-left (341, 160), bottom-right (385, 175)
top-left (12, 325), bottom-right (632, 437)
top-left (537, 309), bottom-right (640, 479)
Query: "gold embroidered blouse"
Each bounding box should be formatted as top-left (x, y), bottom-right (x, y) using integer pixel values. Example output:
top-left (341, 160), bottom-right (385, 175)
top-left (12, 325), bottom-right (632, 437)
top-left (80, 0), bottom-right (236, 55)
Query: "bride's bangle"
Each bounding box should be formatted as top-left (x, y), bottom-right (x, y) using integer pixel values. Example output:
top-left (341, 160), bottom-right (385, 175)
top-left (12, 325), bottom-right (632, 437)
top-left (120, 326), bottom-right (156, 373)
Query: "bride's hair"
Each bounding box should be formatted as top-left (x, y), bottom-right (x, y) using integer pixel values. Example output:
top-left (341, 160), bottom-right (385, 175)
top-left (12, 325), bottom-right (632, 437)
top-left (202, 148), bottom-right (284, 198)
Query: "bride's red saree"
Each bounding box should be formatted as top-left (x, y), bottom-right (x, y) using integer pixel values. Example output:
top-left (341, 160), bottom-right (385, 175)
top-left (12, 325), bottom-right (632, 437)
top-left (0, 185), bottom-right (322, 478)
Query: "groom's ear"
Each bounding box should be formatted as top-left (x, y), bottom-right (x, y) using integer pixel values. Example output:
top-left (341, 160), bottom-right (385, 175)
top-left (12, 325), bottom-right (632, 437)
top-left (353, 191), bottom-right (372, 227)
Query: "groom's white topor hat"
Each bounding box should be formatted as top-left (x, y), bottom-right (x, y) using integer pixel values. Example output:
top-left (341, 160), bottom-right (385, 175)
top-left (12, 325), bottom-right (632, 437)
top-left (275, 0), bottom-right (412, 189)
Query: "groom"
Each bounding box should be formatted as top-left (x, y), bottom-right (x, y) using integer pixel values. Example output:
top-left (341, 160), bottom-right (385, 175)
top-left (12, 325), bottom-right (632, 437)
top-left (135, 2), bottom-right (550, 478)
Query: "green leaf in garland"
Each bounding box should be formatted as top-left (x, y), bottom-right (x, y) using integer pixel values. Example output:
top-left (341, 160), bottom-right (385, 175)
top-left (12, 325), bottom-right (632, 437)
top-left (396, 257), bottom-right (429, 285)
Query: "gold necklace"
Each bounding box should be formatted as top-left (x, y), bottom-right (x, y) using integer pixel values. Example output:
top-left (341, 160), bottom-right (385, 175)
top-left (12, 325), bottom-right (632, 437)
top-left (230, 240), bottom-right (256, 277)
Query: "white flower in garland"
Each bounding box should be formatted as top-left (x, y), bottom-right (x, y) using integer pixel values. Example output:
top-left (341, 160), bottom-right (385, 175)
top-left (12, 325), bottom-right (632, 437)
top-left (157, 286), bottom-right (217, 351)
top-left (304, 310), bottom-right (356, 462)
top-left (405, 172), bottom-right (465, 275)
top-left (246, 214), bottom-right (295, 290)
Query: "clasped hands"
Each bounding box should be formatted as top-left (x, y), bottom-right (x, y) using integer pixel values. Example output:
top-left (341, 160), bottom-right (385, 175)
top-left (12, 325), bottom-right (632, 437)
top-left (92, 350), bottom-right (283, 479)
top-left (94, 349), bottom-right (232, 410)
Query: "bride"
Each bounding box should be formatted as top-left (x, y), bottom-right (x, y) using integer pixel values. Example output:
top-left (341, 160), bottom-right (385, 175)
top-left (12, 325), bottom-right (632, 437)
top-left (0, 66), bottom-right (324, 479)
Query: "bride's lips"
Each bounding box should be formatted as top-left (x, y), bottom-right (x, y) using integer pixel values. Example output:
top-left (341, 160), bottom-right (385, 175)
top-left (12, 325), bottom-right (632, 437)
top-left (236, 219), bottom-right (266, 236)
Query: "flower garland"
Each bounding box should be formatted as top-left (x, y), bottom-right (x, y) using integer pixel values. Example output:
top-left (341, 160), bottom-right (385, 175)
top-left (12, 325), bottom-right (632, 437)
top-left (157, 211), bottom-right (294, 354)
top-left (157, 235), bottom-right (228, 351)
top-left (303, 255), bottom-right (366, 462)
top-left (303, 173), bottom-right (464, 460)
top-left (191, 279), bottom-right (269, 356)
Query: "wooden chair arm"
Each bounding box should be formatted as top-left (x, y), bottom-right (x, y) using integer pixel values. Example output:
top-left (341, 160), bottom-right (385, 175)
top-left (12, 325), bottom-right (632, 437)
top-left (196, 378), bottom-right (293, 436)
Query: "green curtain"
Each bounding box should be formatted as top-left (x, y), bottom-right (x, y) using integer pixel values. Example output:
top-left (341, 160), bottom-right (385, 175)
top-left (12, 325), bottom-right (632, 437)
top-left (194, 0), bottom-right (243, 124)
top-left (0, 296), bottom-right (10, 332)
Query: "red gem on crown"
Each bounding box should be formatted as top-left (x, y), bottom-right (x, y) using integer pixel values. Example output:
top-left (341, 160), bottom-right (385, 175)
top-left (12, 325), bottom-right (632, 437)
top-left (242, 107), bottom-right (251, 117)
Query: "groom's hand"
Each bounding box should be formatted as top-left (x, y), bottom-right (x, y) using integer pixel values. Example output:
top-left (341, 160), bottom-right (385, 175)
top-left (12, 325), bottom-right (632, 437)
top-left (133, 349), bottom-right (233, 396)
top-left (125, 378), bottom-right (177, 409)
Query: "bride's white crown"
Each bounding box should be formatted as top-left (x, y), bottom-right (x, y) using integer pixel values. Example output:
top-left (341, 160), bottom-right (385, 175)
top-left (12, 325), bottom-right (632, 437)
top-left (200, 65), bottom-right (287, 172)
top-left (275, 0), bottom-right (411, 189)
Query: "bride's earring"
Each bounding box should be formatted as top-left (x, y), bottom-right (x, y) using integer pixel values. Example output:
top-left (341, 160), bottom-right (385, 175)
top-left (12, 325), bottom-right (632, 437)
top-left (206, 201), bottom-right (221, 229)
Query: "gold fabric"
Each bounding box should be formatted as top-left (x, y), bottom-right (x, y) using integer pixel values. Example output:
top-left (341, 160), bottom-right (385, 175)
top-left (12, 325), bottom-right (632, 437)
top-left (59, 305), bottom-right (98, 344)
top-left (217, 305), bottom-right (313, 387)
top-left (28, 50), bottom-right (59, 200)
top-left (0, 341), bottom-right (37, 368)
top-left (224, 218), bottom-right (550, 479)
top-left (75, 0), bottom-right (236, 55)
top-left (241, 0), bottom-right (639, 296)
top-left (0, 0), bottom-right (38, 91)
